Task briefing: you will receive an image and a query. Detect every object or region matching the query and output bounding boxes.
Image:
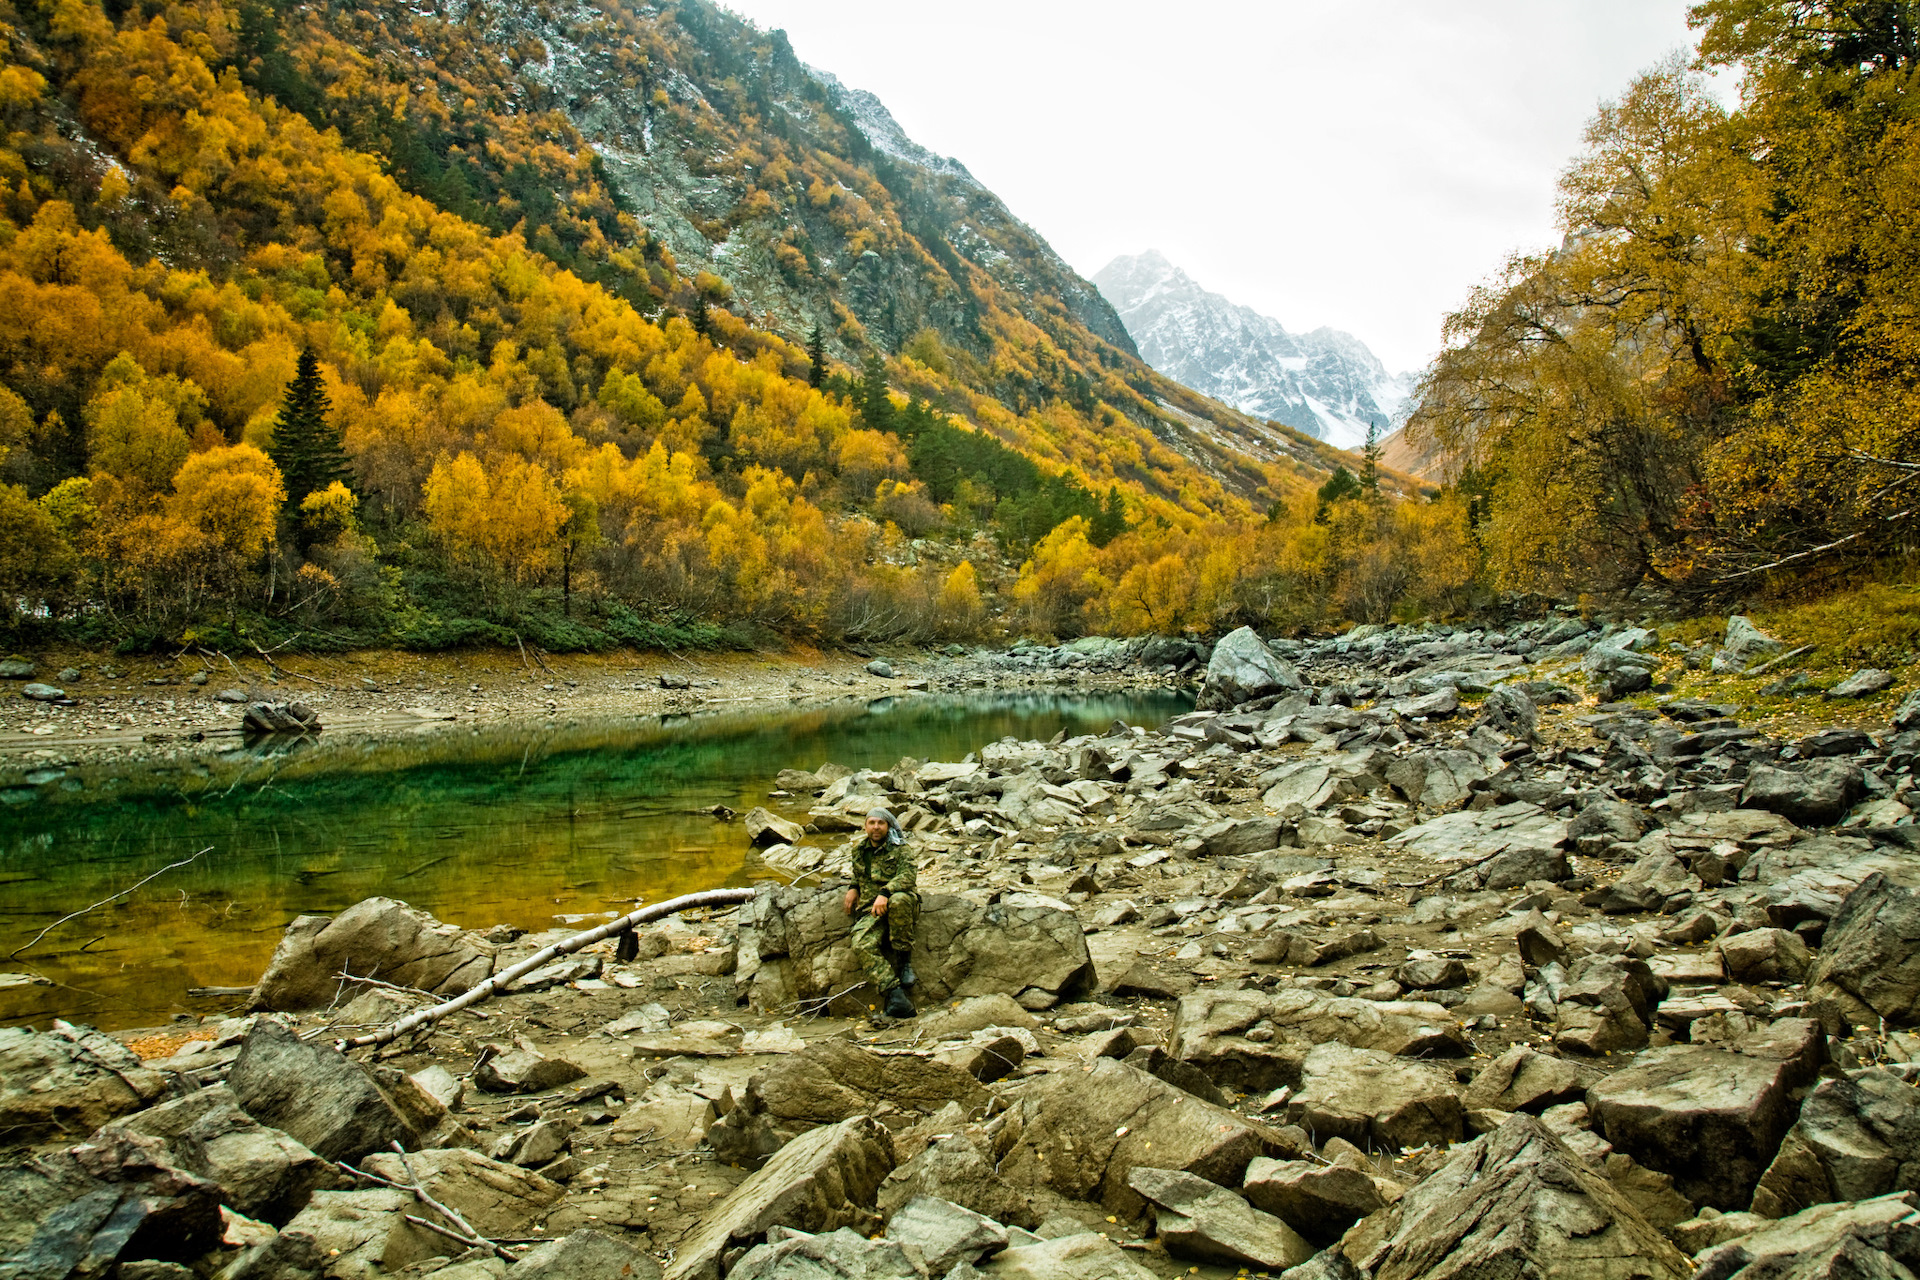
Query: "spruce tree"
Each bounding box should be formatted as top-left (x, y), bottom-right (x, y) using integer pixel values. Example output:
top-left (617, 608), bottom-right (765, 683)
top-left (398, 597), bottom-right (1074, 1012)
top-left (269, 346), bottom-right (349, 512)
top-left (858, 351), bottom-right (893, 432)
top-left (692, 296), bottom-right (711, 339)
top-left (1361, 424), bottom-right (1383, 498)
top-left (807, 324), bottom-right (827, 387)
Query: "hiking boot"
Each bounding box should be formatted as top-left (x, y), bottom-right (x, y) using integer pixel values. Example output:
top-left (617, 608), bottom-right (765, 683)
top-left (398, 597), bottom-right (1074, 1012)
top-left (898, 960), bottom-right (917, 988)
top-left (883, 986), bottom-right (917, 1019)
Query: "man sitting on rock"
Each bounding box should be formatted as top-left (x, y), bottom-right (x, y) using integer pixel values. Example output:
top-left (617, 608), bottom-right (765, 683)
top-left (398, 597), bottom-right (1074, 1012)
top-left (843, 806), bottom-right (919, 1019)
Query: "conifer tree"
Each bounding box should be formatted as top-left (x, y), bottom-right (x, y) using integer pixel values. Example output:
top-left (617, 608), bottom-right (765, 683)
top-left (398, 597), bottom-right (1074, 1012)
top-left (268, 346), bottom-right (349, 514)
top-left (1362, 424), bottom-right (1382, 498)
top-left (807, 324), bottom-right (827, 388)
top-left (857, 351), bottom-right (893, 432)
top-left (692, 296), bottom-right (711, 338)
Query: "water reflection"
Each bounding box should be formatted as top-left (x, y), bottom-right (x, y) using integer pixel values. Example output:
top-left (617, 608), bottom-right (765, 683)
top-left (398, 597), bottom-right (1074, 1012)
top-left (0, 688), bottom-right (1189, 1029)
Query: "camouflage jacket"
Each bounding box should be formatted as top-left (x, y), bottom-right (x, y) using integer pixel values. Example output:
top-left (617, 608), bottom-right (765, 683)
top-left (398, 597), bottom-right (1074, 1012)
top-left (847, 834), bottom-right (917, 904)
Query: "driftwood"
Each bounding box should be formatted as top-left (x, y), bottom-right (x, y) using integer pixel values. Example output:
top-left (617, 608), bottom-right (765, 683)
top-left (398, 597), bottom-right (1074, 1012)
top-left (335, 886), bottom-right (757, 1051)
top-left (9, 847), bottom-right (213, 960)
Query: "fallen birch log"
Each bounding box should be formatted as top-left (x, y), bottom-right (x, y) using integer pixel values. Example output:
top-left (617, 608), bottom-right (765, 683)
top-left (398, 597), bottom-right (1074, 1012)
top-left (335, 886), bottom-right (757, 1051)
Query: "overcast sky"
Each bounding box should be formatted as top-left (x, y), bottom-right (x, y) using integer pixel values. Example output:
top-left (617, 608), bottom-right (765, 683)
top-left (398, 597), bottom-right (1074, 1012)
top-left (717, 0), bottom-right (1709, 373)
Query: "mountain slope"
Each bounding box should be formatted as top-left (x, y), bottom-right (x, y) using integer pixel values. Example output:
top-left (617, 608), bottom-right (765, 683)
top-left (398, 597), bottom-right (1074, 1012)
top-left (1094, 251), bottom-right (1412, 449)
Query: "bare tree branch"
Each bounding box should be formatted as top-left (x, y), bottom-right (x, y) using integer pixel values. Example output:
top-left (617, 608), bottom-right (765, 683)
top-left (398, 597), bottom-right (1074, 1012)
top-left (9, 848), bottom-right (213, 960)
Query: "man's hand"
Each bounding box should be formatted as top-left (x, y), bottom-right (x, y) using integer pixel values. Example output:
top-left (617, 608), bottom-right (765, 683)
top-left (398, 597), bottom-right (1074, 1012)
top-left (843, 888), bottom-right (858, 915)
top-left (871, 895), bottom-right (890, 918)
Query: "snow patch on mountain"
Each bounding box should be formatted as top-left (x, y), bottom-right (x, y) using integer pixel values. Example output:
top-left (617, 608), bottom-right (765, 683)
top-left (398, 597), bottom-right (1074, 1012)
top-left (1094, 250), bottom-right (1413, 449)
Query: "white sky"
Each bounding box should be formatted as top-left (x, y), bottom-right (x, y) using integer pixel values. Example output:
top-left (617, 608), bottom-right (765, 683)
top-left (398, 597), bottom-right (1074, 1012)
top-left (715, 0), bottom-right (1708, 374)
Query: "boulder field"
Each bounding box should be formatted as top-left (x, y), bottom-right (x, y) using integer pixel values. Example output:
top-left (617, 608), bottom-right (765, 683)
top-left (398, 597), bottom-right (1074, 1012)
top-left (5, 616), bottom-right (1920, 1279)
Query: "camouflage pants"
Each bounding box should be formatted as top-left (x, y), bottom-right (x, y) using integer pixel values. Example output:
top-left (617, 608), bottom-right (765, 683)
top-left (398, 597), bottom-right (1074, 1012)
top-left (848, 891), bottom-right (919, 994)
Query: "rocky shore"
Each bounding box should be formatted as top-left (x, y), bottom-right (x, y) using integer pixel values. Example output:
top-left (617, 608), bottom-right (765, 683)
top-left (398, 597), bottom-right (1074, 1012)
top-left (0, 638), bottom-right (1199, 781)
top-left (4, 616), bottom-right (1919, 1279)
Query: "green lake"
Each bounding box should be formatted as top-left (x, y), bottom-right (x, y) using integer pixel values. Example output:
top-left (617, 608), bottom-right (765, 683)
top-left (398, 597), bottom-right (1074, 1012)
top-left (0, 688), bottom-right (1190, 1030)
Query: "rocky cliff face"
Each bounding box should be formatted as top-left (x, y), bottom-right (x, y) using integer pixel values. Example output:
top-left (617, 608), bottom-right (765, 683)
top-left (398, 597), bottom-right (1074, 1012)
top-left (1094, 251), bottom-right (1413, 449)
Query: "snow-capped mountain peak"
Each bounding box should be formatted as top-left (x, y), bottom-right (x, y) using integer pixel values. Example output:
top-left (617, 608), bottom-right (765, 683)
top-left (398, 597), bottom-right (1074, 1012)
top-left (1093, 251), bottom-right (1411, 449)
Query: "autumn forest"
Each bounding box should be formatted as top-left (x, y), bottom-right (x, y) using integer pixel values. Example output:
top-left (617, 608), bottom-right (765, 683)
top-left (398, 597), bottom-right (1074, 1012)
top-left (0, 0), bottom-right (1914, 655)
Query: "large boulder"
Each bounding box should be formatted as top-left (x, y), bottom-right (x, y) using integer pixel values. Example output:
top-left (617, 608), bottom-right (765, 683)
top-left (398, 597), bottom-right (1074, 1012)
top-left (988, 1058), bottom-right (1299, 1219)
top-left (0, 1128), bottom-right (225, 1276)
top-left (1692, 1192), bottom-right (1920, 1280)
top-left (1326, 1115), bottom-right (1691, 1280)
top-left (516, 1228), bottom-right (663, 1280)
top-left (736, 886), bottom-right (1096, 1015)
top-left (1584, 644), bottom-right (1661, 698)
top-left (247, 1148), bottom-right (562, 1280)
top-left (1198, 627), bottom-right (1303, 710)
top-left (1385, 802), bottom-right (1570, 890)
top-left (0, 1021), bottom-right (169, 1148)
top-left (1258, 748), bottom-right (1389, 811)
top-left (882, 1195), bottom-right (1008, 1274)
top-left (1384, 750), bottom-right (1492, 810)
top-left (225, 1019), bottom-right (452, 1163)
top-left (1240, 1156), bottom-right (1385, 1244)
top-left (1586, 1019), bottom-right (1826, 1210)
top-left (1478, 683), bottom-right (1539, 740)
top-left (729, 1226), bottom-right (920, 1280)
top-left (1714, 616), bottom-right (1784, 674)
top-left (666, 1115), bottom-right (896, 1280)
top-left (1742, 761), bottom-right (1866, 827)
top-left (709, 1040), bottom-right (988, 1164)
top-left (1168, 988), bottom-right (1469, 1093)
top-left (1285, 1042), bottom-right (1464, 1151)
top-left (1807, 872), bottom-right (1920, 1026)
top-left (878, 1134), bottom-right (1030, 1229)
top-left (1463, 1044), bottom-right (1595, 1115)
top-left (1750, 1068), bottom-right (1920, 1219)
top-left (1126, 1166), bottom-right (1314, 1271)
top-left (107, 1082), bottom-right (343, 1224)
top-left (251, 897), bottom-right (496, 1012)
top-left (982, 1232), bottom-right (1161, 1280)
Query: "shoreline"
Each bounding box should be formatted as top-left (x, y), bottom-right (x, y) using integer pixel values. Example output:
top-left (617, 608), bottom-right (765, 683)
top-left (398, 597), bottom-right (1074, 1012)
top-left (0, 642), bottom-right (1195, 781)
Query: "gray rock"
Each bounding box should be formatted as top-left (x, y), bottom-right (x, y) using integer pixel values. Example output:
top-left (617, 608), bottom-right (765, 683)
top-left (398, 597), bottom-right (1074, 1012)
top-left (1597, 852), bottom-right (1702, 916)
top-left (1286, 1042), bottom-right (1464, 1151)
top-left (515, 1227), bottom-right (663, 1280)
top-left (1896, 689), bottom-right (1920, 731)
top-left (1479, 684), bottom-right (1539, 740)
top-left (660, 672), bottom-right (690, 689)
top-left (0, 1022), bottom-right (169, 1148)
top-left (884, 1194), bottom-right (1007, 1273)
top-left (20, 682), bottom-right (64, 701)
top-left (1692, 1192), bottom-right (1920, 1280)
top-left (1714, 616), bottom-right (1784, 674)
top-left (987, 1059), bottom-right (1297, 1219)
top-left (0, 659), bottom-right (34, 679)
top-left (713, 1039), bottom-right (988, 1161)
top-left (0, 1128), bottom-right (225, 1277)
top-left (1240, 1156), bottom-right (1384, 1244)
top-left (866, 659), bottom-right (895, 678)
top-left (665, 1115), bottom-right (896, 1280)
top-left (1463, 1045), bottom-right (1595, 1115)
top-left (1388, 802), bottom-right (1571, 890)
top-left (1751, 1069), bottom-right (1920, 1219)
top-left (1169, 987), bottom-right (1468, 1093)
top-left (186, 670), bottom-right (207, 686)
top-left (1719, 927), bottom-right (1812, 984)
top-left (226, 1019), bottom-right (445, 1163)
top-left (217, 687), bottom-right (249, 703)
top-left (1569, 798), bottom-right (1648, 849)
top-left (729, 1226), bottom-right (920, 1279)
top-left (242, 700), bottom-right (321, 732)
top-left (1585, 645), bottom-right (1660, 697)
top-left (1325, 1115), bottom-right (1691, 1280)
top-left (878, 1134), bottom-right (1030, 1229)
top-left (744, 806), bottom-right (807, 847)
top-left (1121, 1044), bottom-right (1229, 1106)
top-left (1127, 1166), bottom-right (1314, 1271)
top-left (108, 1082), bottom-right (342, 1225)
top-left (1384, 750), bottom-right (1490, 810)
top-left (474, 1044), bottom-right (588, 1095)
top-left (1742, 760), bottom-right (1866, 827)
top-left (1828, 668), bottom-right (1893, 698)
top-left (1807, 872), bottom-right (1920, 1026)
top-left (1198, 816), bottom-right (1289, 858)
top-left (982, 1232), bottom-right (1160, 1280)
top-left (738, 886), bottom-right (1096, 1016)
top-left (1199, 627), bottom-right (1303, 710)
top-left (251, 896), bottom-right (496, 1012)
top-left (493, 1116), bottom-right (574, 1167)
top-left (1586, 1018), bottom-right (1826, 1210)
